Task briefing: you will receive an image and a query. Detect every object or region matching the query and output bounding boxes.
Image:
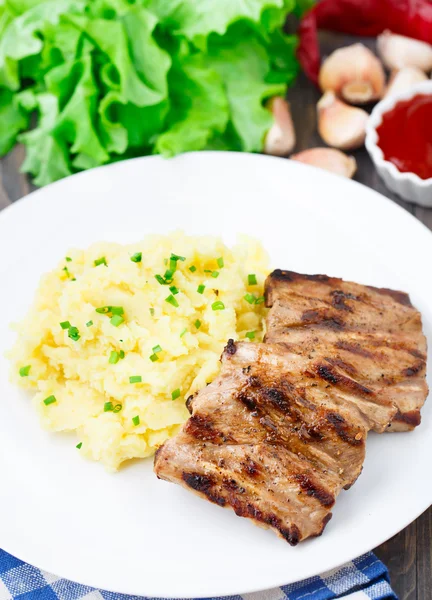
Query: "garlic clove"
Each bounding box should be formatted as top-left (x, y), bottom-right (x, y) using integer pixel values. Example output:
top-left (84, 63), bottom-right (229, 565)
top-left (263, 97), bottom-right (296, 156)
top-left (291, 148), bottom-right (357, 178)
top-left (317, 91), bottom-right (368, 151)
top-left (319, 43), bottom-right (385, 104)
top-left (384, 67), bottom-right (428, 97)
top-left (377, 30), bottom-right (432, 72)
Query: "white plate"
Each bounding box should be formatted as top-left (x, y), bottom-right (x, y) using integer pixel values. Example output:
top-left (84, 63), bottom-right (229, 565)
top-left (0, 152), bottom-right (431, 598)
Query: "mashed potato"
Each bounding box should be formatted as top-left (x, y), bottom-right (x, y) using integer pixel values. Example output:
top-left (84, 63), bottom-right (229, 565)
top-left (10, 233), bottom-right (269, 470)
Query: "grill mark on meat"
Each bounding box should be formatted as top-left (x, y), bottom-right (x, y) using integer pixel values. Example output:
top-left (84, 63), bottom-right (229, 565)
top-left (367, 285), bottom-right (413, 307)
top-left (326, 412), bottom-right (364, 446)
top-left (226, 339), bottom-right (237, 355)
top-left (315, 363), bottom-right (373, 396)
top-left (410, 348), bottom-right (426, 360)
top-left (331, 290), bottom-right (357, 311)
top-left (223, 479), bottom-right (246, 494)
top-left (315, 513), bottom-right (333, 537)
top-left (264, 387), bottom-right (292, 413)
top-left (301, 310), bottom-right (345, 330)
top-left (402, 361), bottom-right (425, 377)
top-left (393, 409), bottom-right (421, 427)
top-left (185, 415), bottom-right (234, 443)
top-left (238, 392), bottom-right (258, 412)
top-left (243, 458), bottom-right (261, 477)
top-left (270, 269), bottom-right (331, 284)
top-left (182, 472), bottom-right (226, 506)
top-left (294, 474), bottom-right (335, 508)
top-left (325, 357), bottom-right (358, 377)
top-left (335, 340), bottom-right (374, 359)
top-left (237, 501), bottom-right (300, 546)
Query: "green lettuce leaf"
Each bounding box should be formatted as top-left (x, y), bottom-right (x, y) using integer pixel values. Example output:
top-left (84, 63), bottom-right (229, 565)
top-left (19, 93), bottom-right (72, 186)
top-left (144, 0), bottom-right (286, 41)
top-left (155, 54), bottom-right (229, 156)
top-left (46, 54), bottom-right (109, 165)
top-left (0, 0), bottom-right (85, 89)
top-left (0, 0), bottom-right (301, 185)
top-left (0, 88), bottom-right (28, 154)
top-left (208, 29), bottom-right (287, 152)
top-left (65, 6), bottom-right (170, 107)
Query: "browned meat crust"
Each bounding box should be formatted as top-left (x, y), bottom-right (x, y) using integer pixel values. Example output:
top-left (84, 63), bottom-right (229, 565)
top-left (265, 270), bottom-right (428, 431)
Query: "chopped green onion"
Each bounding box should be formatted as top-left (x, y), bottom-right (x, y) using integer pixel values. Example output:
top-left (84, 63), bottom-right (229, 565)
top-left (189, 265), bottom-right (197, 273)
top-left (94, 257), bottom-right (107, 267)
top-left (149, 308), bottom-right (155, 316)
top-left (197, 284), bottom-right (205, 294)
top-left (86, 320), bottom-right (93, 327)
top-left (110, 315), bottom-right (124, 327)
top-left (180, 328), bottom-right (187, 337)
top-left (76, 442), bottom-right (82, 449)
top-left (43, 395), bottom-right (56, 406)
top-left (65, 257), bottom-right (72, 262)
top-left (130, 252), bottom-right (142, 263)
top-left (169, 285), bottom-right (179, 295)
top-left (113, 404), bottom-right (122, 413)
top-left (246, 331), bottom-right (256, 340)
top-left (60, 320), bottom-right (71, 330)
top-left (244, 293), bottom-right (256, 305)
top-left (149, 353), bottom-right (159, 362)
top-left (19, 365), bottom-right (31, 377)
top-left (217, 257), bottom-right (224, 268)
top-left (71, 278), bottom-right (76, 282)
top-left (248, 274), bottom-right (257, 286)
top-left (194, 319), bottom-right (201, 329)
top-left (164, 268), bottom-right (175, 281)
top-left (63, 266), bottom-right (70, 278)
top-left (119, 350), bottom-right (125, 359)
top-left (129, 375), bottom-right (142, 384)
top-left (132, 415), bottom-right (140, 426)
top-left (171, 388), bottom-right (181, 400)
top-left (164, 258), bottom-right (168, 265)
top-left (256, 296), bottom-right (265, 304)
top-left (204, 269), bottom-right (212, 273)
top-left (110, 306), bottom-right (124, 316)
top-left (211, 271), bottom-right (219, 278)
top-left (171, 253), bottom-right (186, 262)
top-left (165, 294), bottom-right (179, 308)
top-left (152, 344), bottom-right (162, 353)
top-left (104, 401), bottom-right (113, 412)
top-left (212, 301), bottom-right (225, 311)
top-left (155, 274), bottom-right (166, 285)
top-left (109, 351), bottom-right (120, 364)
top-left (68, 326), bottom-right (80, 341)
top-left (96, 306), bottom-right (110, 314)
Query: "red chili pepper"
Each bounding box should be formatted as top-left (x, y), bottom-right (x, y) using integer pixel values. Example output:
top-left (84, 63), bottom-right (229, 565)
top-left (298, 0), bottom-right (432, 85)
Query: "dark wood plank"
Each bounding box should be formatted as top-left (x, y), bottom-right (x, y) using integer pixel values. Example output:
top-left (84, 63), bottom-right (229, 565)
top-left (416, 508), bottom-right (432, 600)
top-left (375, 520), bottom-right (417, 600)
top-left (0, 144), bottom-right (32, 203)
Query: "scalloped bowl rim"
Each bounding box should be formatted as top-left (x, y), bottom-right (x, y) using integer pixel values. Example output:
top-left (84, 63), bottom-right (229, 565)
top-left (365, 80), bottom-right (432, 187)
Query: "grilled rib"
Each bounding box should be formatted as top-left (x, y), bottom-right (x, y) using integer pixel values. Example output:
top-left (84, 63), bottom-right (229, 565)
top-left (265, 270), bottom-right (428, 431)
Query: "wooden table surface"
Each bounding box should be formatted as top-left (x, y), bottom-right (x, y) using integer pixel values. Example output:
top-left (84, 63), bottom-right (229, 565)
top-left (1, 34), bottom-right (431, 598)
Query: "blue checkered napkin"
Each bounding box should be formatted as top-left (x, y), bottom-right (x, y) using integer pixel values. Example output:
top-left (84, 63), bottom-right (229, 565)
top-left (0, 550), bottom-right (396, 600)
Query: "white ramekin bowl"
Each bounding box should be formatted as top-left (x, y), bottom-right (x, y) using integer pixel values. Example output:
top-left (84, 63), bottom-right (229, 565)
top-left (365, 80), bottom-right (432, 207)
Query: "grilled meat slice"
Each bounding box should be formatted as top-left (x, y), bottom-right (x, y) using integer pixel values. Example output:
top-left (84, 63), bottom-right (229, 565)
top-left (155, 341), bottom-right (366, 544)
top-left (265, 270), bottom-right (428, 431)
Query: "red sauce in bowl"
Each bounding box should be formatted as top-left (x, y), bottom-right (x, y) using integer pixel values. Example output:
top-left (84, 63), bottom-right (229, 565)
top-left (376, 93), bottom-right (432, 180)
